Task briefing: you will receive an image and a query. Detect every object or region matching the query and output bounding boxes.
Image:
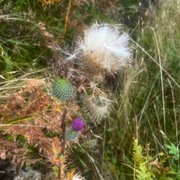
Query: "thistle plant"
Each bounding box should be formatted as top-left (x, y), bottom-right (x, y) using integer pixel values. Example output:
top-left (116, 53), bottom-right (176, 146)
top-left (64, 23), bottom-right (133, 124)
top-left (65, 117), bottom-right (86, 141)
top-left (0, 20), bottom-right (133, 179)
top-left (61, 23), bottom-right (133, 104)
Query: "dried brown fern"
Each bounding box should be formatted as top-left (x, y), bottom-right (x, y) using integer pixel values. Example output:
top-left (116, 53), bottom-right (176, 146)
top-left (0, 139), bottom-right (35, 169)
top-left (0, 78), bottom-right (79, 178)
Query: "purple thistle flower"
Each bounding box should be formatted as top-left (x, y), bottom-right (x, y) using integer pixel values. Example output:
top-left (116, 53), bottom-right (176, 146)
top-left (72, 117), bottom-right (86, 132)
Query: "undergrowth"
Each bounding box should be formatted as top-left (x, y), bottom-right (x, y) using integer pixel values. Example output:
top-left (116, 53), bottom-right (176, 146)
top-left (93, 0), bottom-right (180, 179)
top-left (0, 0), bottom-right (179, 180)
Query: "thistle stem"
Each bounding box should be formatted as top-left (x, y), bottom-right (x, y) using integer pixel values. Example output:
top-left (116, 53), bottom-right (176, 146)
top-left (58, 108), bottom-right (67, 180)
top-left (61, 108), bottom-right (67, 154)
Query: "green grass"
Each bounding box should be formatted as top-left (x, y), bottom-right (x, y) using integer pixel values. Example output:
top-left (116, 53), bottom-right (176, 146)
top-left (92, 0), bottom-right (180, 179)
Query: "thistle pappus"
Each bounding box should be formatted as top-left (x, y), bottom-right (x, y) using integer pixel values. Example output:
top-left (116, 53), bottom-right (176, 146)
top-left (76, 23), bottom-right (132, 74)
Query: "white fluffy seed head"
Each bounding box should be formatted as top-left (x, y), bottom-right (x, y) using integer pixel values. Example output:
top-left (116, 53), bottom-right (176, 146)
top-left (78, 23), bottom-right (132, 73)
top-left (72, 173), bottom-right (85, 180)
top-left (85, 93), bottom-right (112, 123)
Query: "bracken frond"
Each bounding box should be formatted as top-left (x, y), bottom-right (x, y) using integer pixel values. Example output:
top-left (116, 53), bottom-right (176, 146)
top-left (0, 78), bottom-right (76, 171)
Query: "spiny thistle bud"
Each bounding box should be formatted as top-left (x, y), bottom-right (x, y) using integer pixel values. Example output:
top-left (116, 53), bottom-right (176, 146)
top-left (65, 117), bottom-right (86, 141)
top-left (52, 78), bottom-right (74, 101)
top-left (65, 128), bottom-right (80, 141)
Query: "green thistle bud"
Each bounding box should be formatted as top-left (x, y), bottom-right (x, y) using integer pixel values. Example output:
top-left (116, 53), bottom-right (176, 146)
top-left (65, 127), bottom-right (80, 141)
top-left (52, 78), bottom-right (74, 101)
top-left (65, 118), bottom-right (85, 141)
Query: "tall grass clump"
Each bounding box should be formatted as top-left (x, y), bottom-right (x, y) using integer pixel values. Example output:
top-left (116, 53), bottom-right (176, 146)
top-left (93, 0), bottom-right (180, 179)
